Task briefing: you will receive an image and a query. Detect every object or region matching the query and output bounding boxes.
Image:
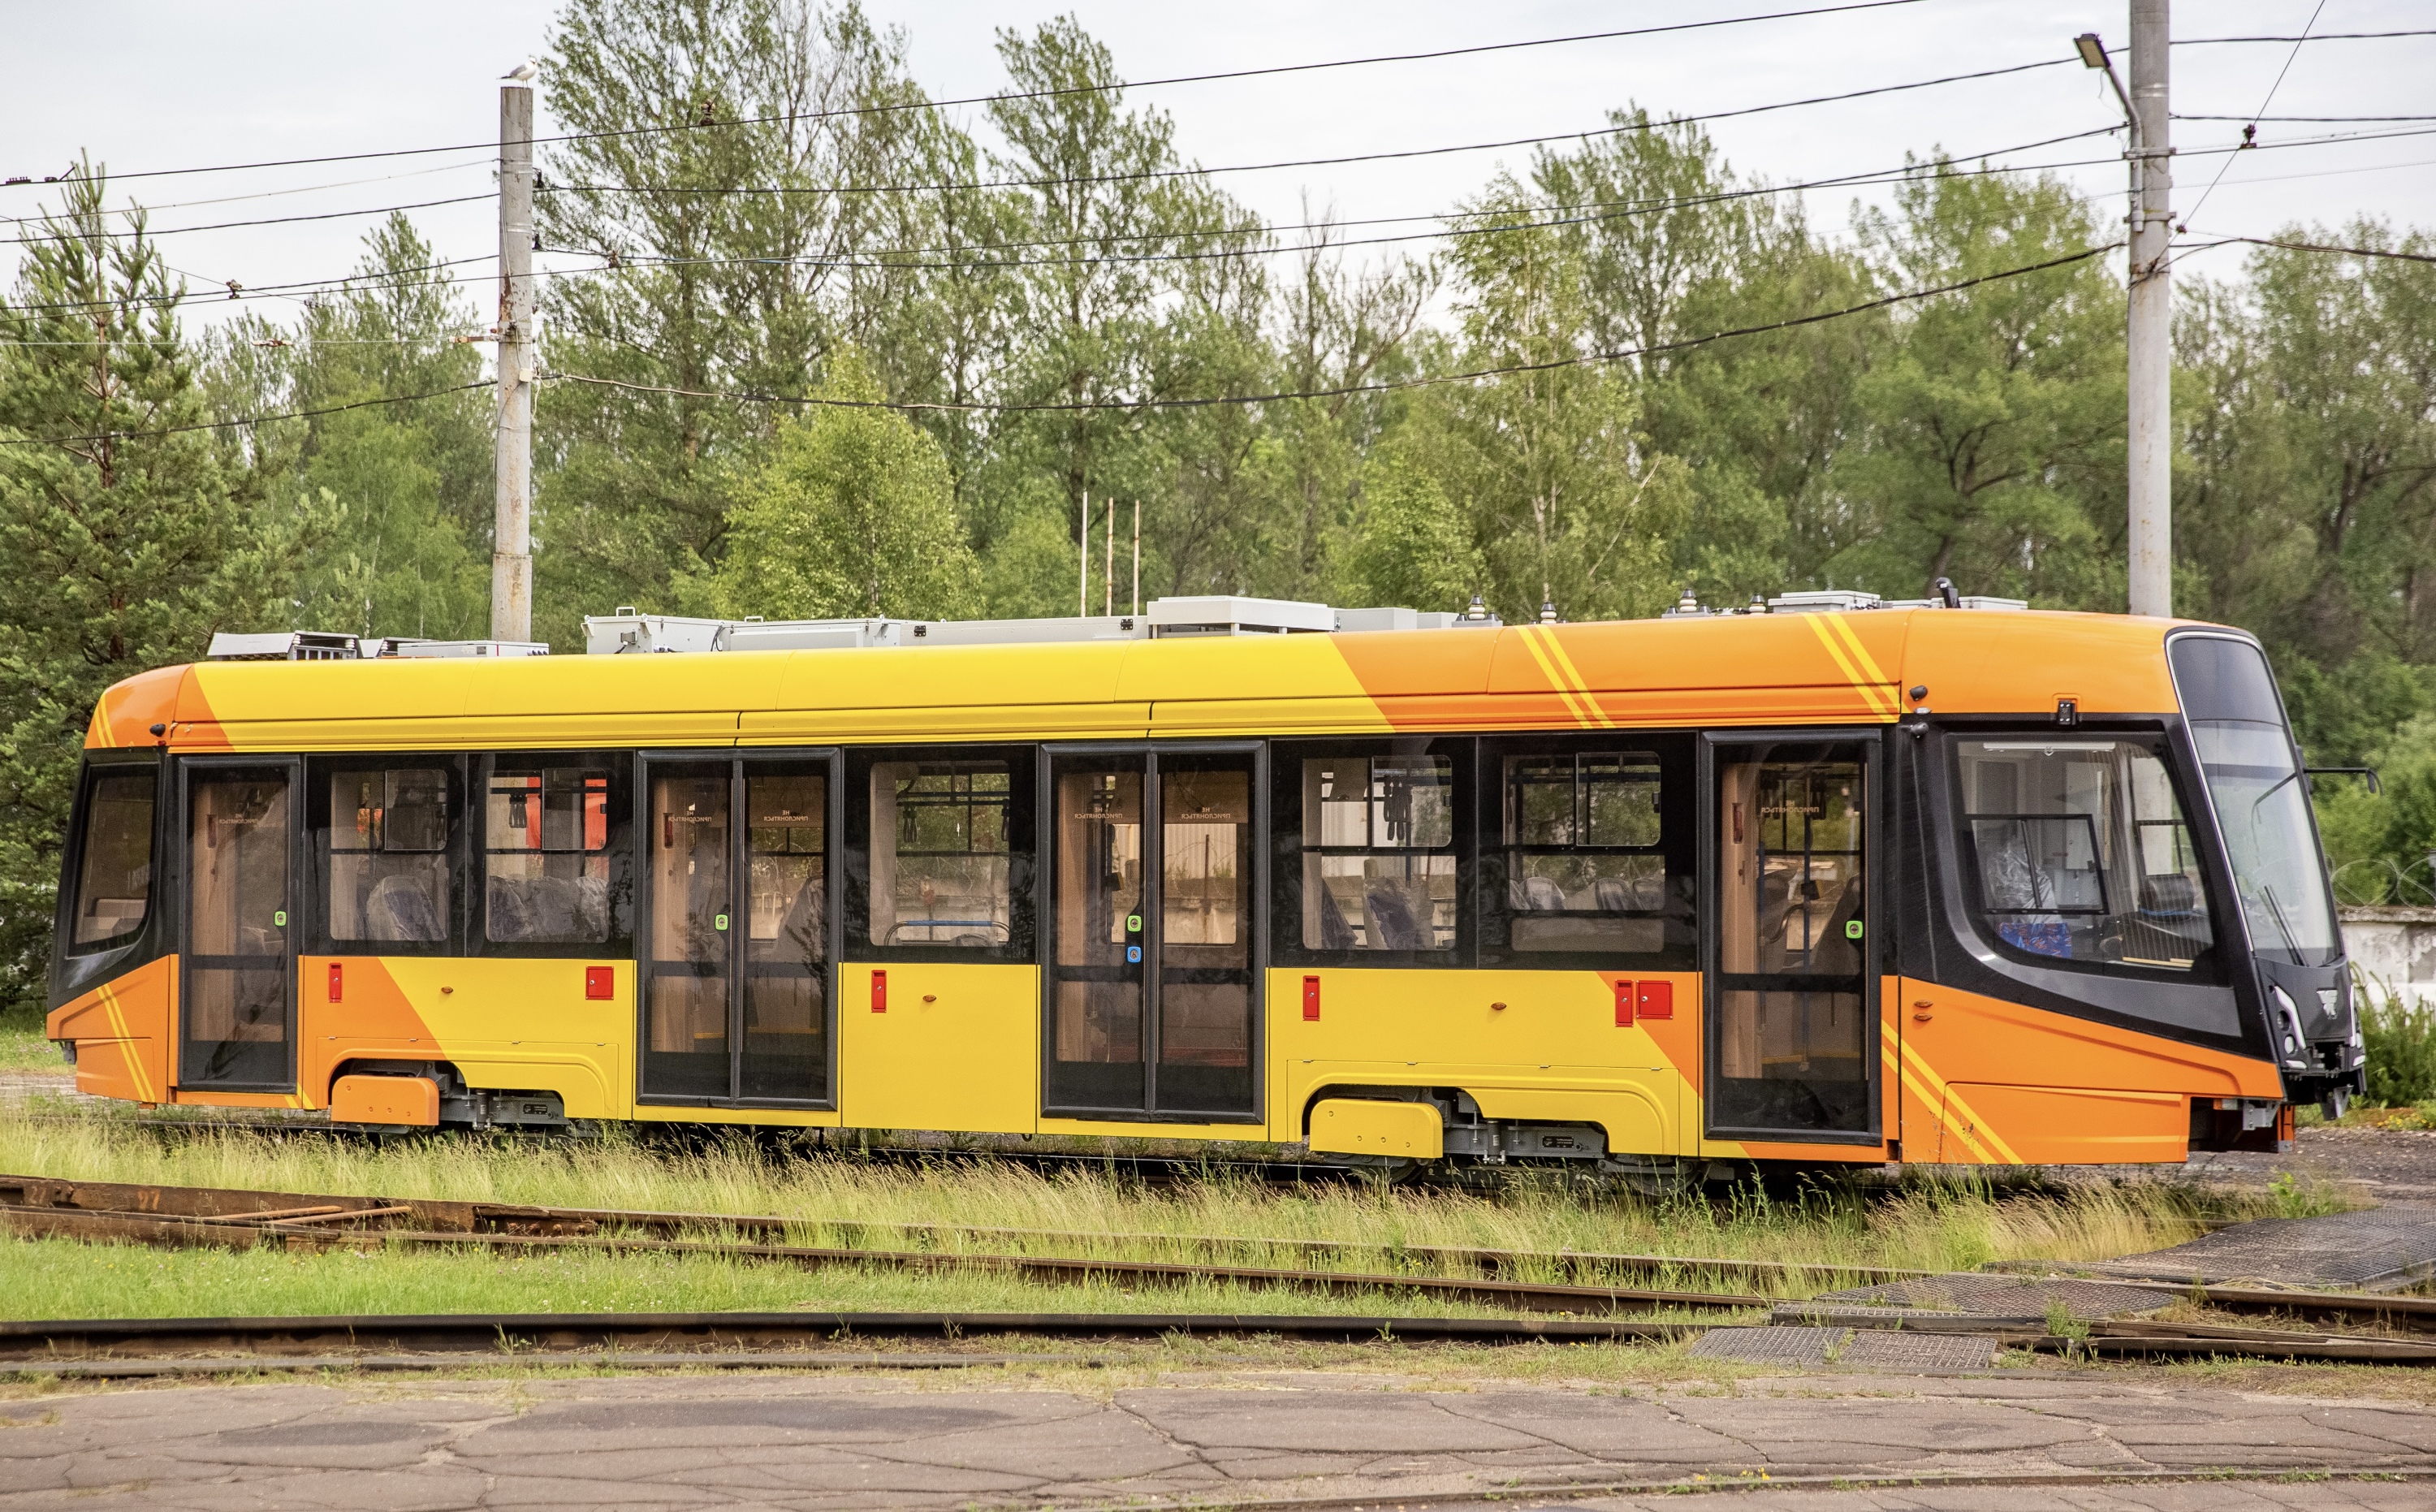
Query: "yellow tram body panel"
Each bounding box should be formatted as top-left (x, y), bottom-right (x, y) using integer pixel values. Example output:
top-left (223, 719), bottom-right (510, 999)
top-left (52, 607), bottom-right (2299, 1165)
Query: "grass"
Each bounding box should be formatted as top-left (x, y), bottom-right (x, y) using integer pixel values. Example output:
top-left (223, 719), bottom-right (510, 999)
top-left (0, 1026), bottom-right (68, 1077)
top-left (0, 1234), bottom-right (1650, 1324)
top-left (0, 1104), bottom-right (2354, 1320)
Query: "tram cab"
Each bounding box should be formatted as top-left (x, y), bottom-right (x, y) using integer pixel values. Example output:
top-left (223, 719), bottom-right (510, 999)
top-left (45, 592), bottom-right (2362, 1173)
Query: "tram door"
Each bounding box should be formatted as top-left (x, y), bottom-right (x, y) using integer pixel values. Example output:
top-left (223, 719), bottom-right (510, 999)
top-left (1045, 747), bottom-right (1259, 1121)
top-left (1706, 737), bottom-right (1880, 1143)
top-left (181, 760), bottom-right (300, 1091)
top-left (640, 753), bottom-right (837, 1107)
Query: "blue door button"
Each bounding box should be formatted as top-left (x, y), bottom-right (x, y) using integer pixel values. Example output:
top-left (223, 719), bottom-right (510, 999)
top-left (1126, 945), bottom-right (1142, 963)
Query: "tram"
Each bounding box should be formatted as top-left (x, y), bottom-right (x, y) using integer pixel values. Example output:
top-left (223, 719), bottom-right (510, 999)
top-left (44, 590), bottom-right (2361, 1176)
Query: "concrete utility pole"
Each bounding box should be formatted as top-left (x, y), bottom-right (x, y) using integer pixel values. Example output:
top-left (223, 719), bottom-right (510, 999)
top-left (492, 80), bottom-right (536, 643)
top-left (2126, 0), bottom-right (2173, 618)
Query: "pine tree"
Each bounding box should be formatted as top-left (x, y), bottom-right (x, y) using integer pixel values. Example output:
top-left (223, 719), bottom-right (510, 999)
top-left (0, 166), bottom-right (286, 1015)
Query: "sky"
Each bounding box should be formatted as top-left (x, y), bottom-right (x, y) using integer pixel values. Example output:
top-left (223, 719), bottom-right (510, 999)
top-left (1, 0), bottom-right (2429, 344)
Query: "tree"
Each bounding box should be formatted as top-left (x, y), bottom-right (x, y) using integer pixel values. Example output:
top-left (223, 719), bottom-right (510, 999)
top-left (969, 18), bottom-right (1273, 612)
top-left (0, 166), bottom-right (290, 1013)
top-left (227, 215), bottom-right (492, 642)
top-left (1400, 200), bottom-right (1691, 622)
top-left (2181, 222), bottom-right (2436, 765)
top-left (1342, 453), bottom-right (1484, 612)
top-left (710, 349), bottom-right (979, 620)
top-left (1826, 162), bottom-right (2124, 605)
top-left (536, 0), bottom-right (927, 640)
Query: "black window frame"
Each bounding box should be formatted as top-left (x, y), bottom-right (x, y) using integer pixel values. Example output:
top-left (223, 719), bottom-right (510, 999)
top-left (474, 750), bottom-right (636, 959)
top-left (1700, 728), bottom-right (1885, 1146)
top-left (842, 744), bottom-right (1039, 965)
top-left (304, 754), bottom-right (468, 957)
top-left (1477, 732), bottom-right (1696, 971)
top-left (1945, 726), bottom-right (2227, 986)
top-left (178, 754), bottom-right (304, 1093)
top-left (1272, 736), bottom-right (1476, 970)
top-left (50, 751), bottom-right (170, 1009)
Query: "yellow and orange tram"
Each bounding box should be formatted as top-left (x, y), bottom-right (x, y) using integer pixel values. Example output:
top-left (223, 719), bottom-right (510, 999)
top-left (45, 593), bottom-right (2360, 1174)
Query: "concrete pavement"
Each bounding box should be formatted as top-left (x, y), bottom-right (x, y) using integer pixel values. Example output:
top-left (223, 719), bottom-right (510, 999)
top-left (0, 1367), bottom-right (2431, 1509)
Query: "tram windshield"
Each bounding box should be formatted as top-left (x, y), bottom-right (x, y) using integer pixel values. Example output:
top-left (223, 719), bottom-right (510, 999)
top-left (2170, 635), bottom-right (2340, 968)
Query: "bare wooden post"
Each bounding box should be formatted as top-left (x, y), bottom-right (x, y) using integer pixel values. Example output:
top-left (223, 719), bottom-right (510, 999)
top-left (1131, 499), bottom-right (1141, 616)
top-left (1104, 498), bottom-right (1114, 617)
top-left (1078, 489), bottom-right (1089, 618)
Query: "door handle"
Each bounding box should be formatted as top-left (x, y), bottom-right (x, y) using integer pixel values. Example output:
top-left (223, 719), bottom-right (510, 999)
top-left (1911, 1000), bottom-right (1933, 1022)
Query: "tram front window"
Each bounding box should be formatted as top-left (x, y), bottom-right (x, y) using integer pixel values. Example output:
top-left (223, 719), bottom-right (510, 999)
top-left (1954, 740), bottom-right (2214, 972)
top-left (2169, 634), bottom-right (2340, 969)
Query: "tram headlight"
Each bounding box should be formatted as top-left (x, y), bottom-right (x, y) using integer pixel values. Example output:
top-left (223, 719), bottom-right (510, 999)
top-left (2269, 985), bottom-right (2309, 1067)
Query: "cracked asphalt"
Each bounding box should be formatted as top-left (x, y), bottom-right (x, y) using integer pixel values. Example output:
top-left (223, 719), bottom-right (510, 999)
top-left (1, 1368), bottom-right (2432, 1510)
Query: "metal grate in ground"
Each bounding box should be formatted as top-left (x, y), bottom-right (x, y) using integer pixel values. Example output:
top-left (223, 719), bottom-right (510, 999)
top-left (2083, 1208), bottom-right (2436, 1291)
top-left (1687, 1325), bottom-right (1846, 1367)
top-left (1836, 1328), bottom-right (2003, 1371)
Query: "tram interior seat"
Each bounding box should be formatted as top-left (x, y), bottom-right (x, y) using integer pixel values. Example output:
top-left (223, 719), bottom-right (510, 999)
top-left (1365, 885), bottom-right (1425, 950)
top-left (487, 873), bottom-right (608, 942)
top-left (1316, 885), bottom-right (1357, 950)
top-left (365, 875), bottom-right (445, 942)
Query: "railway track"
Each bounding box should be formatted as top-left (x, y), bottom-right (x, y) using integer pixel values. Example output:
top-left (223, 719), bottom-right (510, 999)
top-left (4, 1173), bottom-right (2435, 1372)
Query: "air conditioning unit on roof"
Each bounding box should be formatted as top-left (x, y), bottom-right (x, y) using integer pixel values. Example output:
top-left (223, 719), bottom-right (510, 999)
top-left (206, 630), bottom-right (361, 661)
top-left (1146, 595), bottom-right (1335, 637)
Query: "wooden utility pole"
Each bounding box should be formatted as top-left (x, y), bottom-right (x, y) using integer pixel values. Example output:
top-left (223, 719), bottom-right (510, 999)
top-left (492, 81), bottom-right (536, 642)
top-left (2126, 0), bottom-right (2172, 618)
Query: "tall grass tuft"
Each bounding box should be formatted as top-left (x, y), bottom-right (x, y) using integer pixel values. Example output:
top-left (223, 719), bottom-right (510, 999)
top-left (2359, 973), bottom-right (2436, 1107)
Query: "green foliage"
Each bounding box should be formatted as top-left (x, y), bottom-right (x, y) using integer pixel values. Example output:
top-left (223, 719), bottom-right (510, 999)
top-left (1344, 456), bottom-right (1484, 613)
top-left (534, 0), bottom-right (929, 646)
top-left (2184, 223), bottom-right (2436, 667)
top-left (0, 167), bottom-right (293, 1015)
top-left (2360, 984), bottom-right (2436, 1107)
top-left (1829, 164), bottom-right (2124, 604)
top-left (2313, 714), bottom-right (2436, 899)
top-left (711, 351), bottom-right (980, 620)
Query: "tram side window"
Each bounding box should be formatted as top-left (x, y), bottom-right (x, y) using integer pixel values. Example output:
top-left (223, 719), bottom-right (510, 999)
top-left (486, 767), bottom-right (614, 944)
top-left (867, 760), bottom-right (1014, 948)
top-left (326, 769), bottom-right (451, 944)
top-left (1287, 750), bottom-right (1461, 957)
top-left (1494, 751), bottom-right (1665, 956)
top-left (1954, 739), bottom-right (2214, 973)
top-left (69, 770), bottom-right (154, 948)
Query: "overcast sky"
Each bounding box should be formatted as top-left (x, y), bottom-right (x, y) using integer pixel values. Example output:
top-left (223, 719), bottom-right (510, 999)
top-left (2, 0), bottom-right (2428, 343)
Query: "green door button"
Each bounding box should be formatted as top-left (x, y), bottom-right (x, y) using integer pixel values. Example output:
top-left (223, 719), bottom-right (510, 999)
top-left (714, 913), bottom-right (729, 931)
top-left (1845, 919), bottom-right (1864, 940)
top-left (273, 910), bottom-right (287, 927)
top-left (1126, 914), bottom-right (1142, 934)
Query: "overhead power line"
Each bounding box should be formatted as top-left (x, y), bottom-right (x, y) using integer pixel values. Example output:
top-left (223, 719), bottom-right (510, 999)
top-left (2, 54), bottom-right (2084, 250)
top-left (2173, 29), bottom-right (2436, 44)
top-left (0, 124), bottom-right (2123, 315)
top-left (0, 380), bottom-right (495, 448)
top-left (0, 192), bottom-right (491, 248)
top-left (2175, 113), bottom-right (2436, 123)
top-left (551, 242), bottom-right (2123, 417)
top-left (2191, 233), bottom-right (2436, 266)
top-left (2183, 0), bottom-right (2326, 229)
top-left (552, 58), bottom-right (2083, 200)
top-left (0, 0), bottom-right (1929, 189)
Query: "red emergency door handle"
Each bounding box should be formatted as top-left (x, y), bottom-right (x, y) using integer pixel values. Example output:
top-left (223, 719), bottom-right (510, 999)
top-left (1302, 975), bottom-right (1320, 1020)
top-left (871, 970), bottom-right (888, 1013)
